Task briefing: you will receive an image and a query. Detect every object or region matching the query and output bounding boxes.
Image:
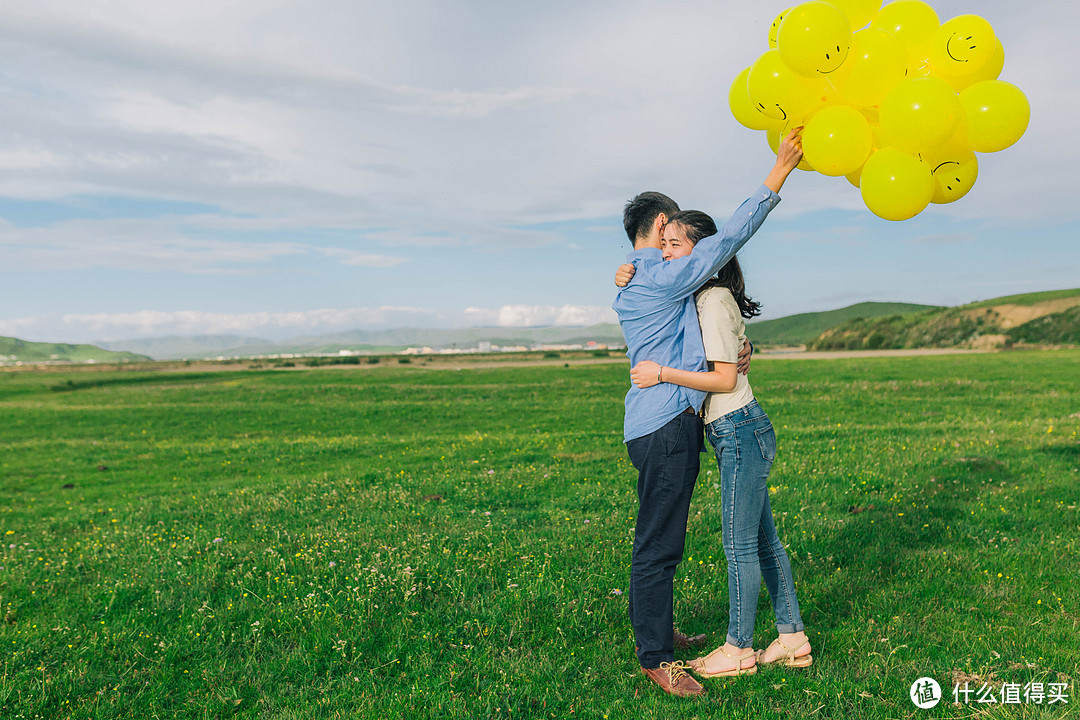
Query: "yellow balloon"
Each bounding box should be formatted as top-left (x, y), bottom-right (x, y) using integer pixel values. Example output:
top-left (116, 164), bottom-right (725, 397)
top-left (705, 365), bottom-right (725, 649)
top-left (845, 127), bottom-right (883, 188)
top-left (748, 49), bottom-right (825, 123)
top-left (769, 8), bottom-right (793, 48)
top-left (928, 149), bottom-right (979, 203)
top-left (767, 126), bottom-right (816, 171)
top-left (846, 162), bottom-right (865, 188)
top-left (879, 76), bottom-right (962, 152)
top-left (802, 105), bottom-right (873, 176)
top-left (777, 1), bottom-right (852, 77)
top-left (860, 147), bottom-right (934, 220)
top-left (870, 0), bottom-right (938, 75)
top-left (840, 27), bottom-right (908, 107)
top-left (959, 80), bottom-right (1030, 153)
top-left (929, 15), bottom-right (996, 79)
top-left (938, 39), bottom-right (1004, 91)
top-left (821, 0), bottom-right (881, 30)
top-left (730, 67), bottom-right (782, 131)
top-left (870, 0), bottom-right (939, 48)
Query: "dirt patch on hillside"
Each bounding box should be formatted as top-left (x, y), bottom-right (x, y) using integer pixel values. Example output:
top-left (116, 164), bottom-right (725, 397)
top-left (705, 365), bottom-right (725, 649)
top-left (977, 297), bottom-right (1080, 329)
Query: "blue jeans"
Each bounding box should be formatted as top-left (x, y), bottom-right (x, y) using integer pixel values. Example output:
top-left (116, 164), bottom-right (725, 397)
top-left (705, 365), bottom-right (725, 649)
top-left (705, 399), bottom-right (804, 648)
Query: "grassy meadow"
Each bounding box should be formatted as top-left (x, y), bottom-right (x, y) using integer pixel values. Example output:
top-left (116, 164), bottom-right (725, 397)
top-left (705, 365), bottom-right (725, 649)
top-left (1, 351), bottom-right (1078, 719)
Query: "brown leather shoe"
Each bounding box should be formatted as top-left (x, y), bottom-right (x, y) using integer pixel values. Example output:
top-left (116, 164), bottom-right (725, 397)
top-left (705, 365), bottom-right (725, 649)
top-left (674, 628), bottom-right (708, 650)
top-left (641, 661), bottom-right (705, 698)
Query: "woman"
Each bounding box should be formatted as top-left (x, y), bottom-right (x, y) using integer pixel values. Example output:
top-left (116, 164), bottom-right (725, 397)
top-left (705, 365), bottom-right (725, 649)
top-left (626, 210), bottom-right (811, 677)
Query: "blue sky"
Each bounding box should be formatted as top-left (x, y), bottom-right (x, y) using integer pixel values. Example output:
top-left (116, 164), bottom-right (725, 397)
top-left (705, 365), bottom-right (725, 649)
top-left (1, 0), bottom-right (1077, 343)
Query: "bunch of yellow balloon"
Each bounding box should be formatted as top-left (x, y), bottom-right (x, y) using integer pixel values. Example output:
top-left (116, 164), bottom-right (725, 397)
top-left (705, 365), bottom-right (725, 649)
top-left (730, 0), bottom-right (1030, 220)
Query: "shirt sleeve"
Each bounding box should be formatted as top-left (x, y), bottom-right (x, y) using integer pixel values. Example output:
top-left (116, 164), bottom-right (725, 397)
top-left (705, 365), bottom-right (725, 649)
top-left (697, 289), bottom-right (742, 363)
top-left (639, 185), bottom-right (780, 299)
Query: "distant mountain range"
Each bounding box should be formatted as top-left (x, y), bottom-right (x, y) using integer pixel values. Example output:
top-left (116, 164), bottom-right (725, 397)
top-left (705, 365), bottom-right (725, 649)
top-left (92, 325), bottom-right (629, 360)
top-left (96, 335), bottom-right (273, 359)
top-left (3, 289), bottom-right (1077, 364)
top-left (85, 305), bottom-right (943, 360)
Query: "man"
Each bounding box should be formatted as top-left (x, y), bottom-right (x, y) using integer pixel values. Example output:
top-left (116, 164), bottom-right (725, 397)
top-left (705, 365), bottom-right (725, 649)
top-left (612, 129), bottom-right (803, 698)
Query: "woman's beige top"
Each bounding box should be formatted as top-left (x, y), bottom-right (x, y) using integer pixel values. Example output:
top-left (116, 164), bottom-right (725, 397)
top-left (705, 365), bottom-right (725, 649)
top-left (696, 284), bottom-right (755, 424)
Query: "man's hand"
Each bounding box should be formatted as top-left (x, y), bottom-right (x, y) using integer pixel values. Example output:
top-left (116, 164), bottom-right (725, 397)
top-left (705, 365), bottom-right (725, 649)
top-left (736, 339), bottom-right (753, 376)
top-left (630, 360), bottom-right (662, 388)
top-left (615, 263), bottom-right (637, 288)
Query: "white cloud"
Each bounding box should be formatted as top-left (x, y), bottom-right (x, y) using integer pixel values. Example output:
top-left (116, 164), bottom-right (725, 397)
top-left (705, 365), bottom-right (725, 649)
top-left (0, 304), bottom-right (619, 343)
top-left (0, 216), bottom-right (414, 273)
top-left (0, 0), bottom-right (1069, 236)
top-left (385, 84), bottom-right (580, 118)
top-left (907, 232), bottom-right (977, 245)
top-left (0, 0), bottom-right (1076, 334)
top-left (316, 248), bottom-right (407, 267)
top-left (0, 217), bottom-right (306, 273)
top-left (462, 304), bottom-right (616, 327)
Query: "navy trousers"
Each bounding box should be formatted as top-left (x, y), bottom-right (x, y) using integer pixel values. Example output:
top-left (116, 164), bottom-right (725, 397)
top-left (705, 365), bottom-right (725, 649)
top-left (625, 411), bottom-right (703, 669)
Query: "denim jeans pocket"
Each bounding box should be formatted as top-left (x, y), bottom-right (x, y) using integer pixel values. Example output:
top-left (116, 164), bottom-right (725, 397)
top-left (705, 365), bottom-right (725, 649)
top-left (705, 419), bottom-right (732, 449)
top-left (755, 424), bottom-right (777, 462)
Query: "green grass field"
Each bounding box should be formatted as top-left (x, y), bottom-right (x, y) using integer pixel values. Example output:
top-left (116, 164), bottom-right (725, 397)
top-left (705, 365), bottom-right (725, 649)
top-left (2, 352), bottom-right (1078, 719)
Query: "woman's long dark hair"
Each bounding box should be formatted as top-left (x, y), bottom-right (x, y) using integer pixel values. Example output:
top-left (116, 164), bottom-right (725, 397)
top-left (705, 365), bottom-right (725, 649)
top-left (666, 210), bottom-right (763, 319)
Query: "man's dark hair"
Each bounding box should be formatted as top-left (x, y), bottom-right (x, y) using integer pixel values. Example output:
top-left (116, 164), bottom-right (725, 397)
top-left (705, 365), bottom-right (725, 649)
top-left (623, 192), bottom-right (679, 245)
top-left (666, 210), bottom-right (763, 320)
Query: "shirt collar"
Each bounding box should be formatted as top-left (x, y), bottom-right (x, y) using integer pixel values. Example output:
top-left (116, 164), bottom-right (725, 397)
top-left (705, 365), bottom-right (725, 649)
top-left (626, 247), bottom-right (662, 262)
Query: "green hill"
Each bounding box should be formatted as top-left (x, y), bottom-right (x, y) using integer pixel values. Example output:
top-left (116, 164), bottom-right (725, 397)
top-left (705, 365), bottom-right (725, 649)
top-left (810, 289), bottom-right (1080, 351)
top-left (964, 288), bottom-right (1080, 308)
top-left (746, 302), bottom-right (941, 347)
top-left (0, 337), bottom-right (151, 364)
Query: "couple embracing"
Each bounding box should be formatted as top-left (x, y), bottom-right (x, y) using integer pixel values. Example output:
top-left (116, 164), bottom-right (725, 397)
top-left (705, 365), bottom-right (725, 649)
top-left (612, 128), bottom-right (811, 698)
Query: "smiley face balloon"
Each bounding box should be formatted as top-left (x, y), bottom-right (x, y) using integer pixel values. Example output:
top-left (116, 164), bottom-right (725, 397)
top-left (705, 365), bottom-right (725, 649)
top-left (776, 1), bottom-right (853, 77)
top-left (923, 129), bottom-right (980, 204)
top-left (732, 1), bottom-right (1026, 220)
top-left (929, 14), bottom-right (996, 78)
top-left (940, 38), bottom-right (1004, 91)
top-left (729, 67), bottom-right (783, 131)
top-left (928, 151), bottom-right (978, 203)
top-left (769, 8), bottom-right (793, 48)
top-left (748, 48), bottom-right (824, 123)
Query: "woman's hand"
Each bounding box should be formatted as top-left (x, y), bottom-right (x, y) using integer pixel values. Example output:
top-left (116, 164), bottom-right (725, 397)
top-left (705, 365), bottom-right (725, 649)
top-left (615, 263), bottom-right (636, 287)
top-left (776, 126), bottom-right (804, 173)
top-left (764, 126), bottom-right (804, 194)
top-left (630, 360), bottom-right (662, 388)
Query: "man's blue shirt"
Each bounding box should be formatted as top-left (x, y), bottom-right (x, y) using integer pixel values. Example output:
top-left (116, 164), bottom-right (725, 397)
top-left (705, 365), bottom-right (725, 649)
top-left (613, 185), bottom-right (780, 442)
